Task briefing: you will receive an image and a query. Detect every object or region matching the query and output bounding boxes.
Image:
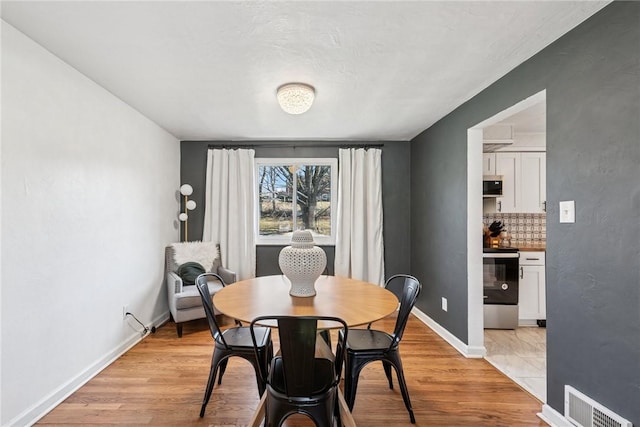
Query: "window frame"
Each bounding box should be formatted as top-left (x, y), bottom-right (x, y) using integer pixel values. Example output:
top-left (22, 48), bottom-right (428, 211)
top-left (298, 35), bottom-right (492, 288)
top-left (255, 157), bottom-right (338, 246)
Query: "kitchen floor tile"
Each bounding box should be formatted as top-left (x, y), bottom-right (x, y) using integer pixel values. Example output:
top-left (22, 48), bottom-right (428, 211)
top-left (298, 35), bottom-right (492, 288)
top-left (484, 327), bottom-right (546, 402)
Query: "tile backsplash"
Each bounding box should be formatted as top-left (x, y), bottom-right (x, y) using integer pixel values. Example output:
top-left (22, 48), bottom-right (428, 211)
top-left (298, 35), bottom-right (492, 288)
top-left (483, 213), bottom-right (546, 246)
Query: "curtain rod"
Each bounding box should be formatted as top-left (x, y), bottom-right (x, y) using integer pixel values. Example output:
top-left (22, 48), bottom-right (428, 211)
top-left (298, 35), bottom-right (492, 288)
top-left (207, 143), bottom-right (385, 150)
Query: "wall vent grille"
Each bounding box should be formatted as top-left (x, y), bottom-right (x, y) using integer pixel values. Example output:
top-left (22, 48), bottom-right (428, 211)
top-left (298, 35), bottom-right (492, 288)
top-left (565, 385), bottom-right (632, 427)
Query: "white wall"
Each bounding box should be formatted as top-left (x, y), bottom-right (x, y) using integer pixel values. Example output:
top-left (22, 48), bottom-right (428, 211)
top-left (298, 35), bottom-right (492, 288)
top-left (1, 21), bottom-right (180, 426)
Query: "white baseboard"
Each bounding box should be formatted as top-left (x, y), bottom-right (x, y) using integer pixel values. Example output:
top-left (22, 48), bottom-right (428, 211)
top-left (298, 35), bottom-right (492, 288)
top-left (539, 404), bottom-right (572, 427)
top-left (411, 307), bottom-right (485, 358)
top-left (6, 311), bottom-right (170, 427)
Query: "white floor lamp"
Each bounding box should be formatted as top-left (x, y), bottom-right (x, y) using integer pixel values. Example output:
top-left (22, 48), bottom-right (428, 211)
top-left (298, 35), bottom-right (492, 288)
top-left (179, 184), bottom-right (196, 241)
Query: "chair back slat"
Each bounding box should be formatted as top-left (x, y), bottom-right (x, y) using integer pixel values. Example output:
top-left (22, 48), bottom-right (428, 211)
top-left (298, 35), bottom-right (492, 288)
top-left (250, 315), bottom-right (348, 398)
top-left (390, 274), bottom-right (422, 348)
top-left (278, 317), bottom-right (318, 396)
top-left (195, 273), bottom-right (228, 348)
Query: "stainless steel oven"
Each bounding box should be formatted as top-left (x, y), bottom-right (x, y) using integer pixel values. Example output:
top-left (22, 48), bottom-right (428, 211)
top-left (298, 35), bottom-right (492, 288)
top-left (483, 248), bottom-right (519, 329)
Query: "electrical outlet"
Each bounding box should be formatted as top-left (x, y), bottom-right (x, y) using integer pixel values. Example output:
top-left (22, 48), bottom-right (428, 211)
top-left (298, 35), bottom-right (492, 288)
top-left (122, 305), bottom-right (129, 320)
top-left (441, 297), bottom-right (448, 312)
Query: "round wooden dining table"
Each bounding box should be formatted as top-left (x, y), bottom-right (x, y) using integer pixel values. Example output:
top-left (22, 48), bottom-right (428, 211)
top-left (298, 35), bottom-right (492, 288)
top-left (213, 274), bottom-right (399, 328)
top-left (215, 274), bottom-right (393, 427)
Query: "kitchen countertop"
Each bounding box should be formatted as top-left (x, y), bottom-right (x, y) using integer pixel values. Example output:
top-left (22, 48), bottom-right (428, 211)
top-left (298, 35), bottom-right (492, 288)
top-left (514, 244), bottom-right (546, 252)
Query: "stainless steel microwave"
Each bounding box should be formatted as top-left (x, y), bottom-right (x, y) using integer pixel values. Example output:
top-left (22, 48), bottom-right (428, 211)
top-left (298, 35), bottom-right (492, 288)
top-left (483, 175), bottom-right (503, 197)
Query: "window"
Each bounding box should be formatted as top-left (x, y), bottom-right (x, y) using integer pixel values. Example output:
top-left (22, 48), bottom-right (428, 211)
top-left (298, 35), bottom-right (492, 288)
top-left (255, 158), bottom-right (337, 245)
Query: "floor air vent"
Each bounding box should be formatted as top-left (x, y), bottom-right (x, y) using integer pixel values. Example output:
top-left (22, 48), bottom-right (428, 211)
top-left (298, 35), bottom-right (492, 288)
top-left (565, 385), bottom-right (632, 427)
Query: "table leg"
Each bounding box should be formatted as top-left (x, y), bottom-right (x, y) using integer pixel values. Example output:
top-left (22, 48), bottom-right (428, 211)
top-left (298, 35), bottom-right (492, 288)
top-left (338, 388), bottom-right (357, 427)
top-left (248, 393), bottom-right (266, 427)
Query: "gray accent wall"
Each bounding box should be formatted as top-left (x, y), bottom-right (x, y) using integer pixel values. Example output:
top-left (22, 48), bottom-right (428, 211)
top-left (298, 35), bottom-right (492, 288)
top-left (180, 140), bottom-right (411, 280)
top-left (411, 2), bottom-right (639, 422)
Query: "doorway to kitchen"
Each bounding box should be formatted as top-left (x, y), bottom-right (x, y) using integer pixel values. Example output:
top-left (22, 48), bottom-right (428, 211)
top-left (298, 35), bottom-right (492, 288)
top-left (467, 89), bottom-right (547, 402)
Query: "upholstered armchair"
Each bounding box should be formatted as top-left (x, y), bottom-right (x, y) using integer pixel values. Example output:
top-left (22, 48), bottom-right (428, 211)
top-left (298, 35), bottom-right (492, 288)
top-left (165, 241), bottom-right (236, 337)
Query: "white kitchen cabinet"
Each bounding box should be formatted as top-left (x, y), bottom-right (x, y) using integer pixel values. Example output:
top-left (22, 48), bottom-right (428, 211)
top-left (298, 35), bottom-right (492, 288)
top-left (495, 152), bottom-right (519, 212)
top-left (518, 251), bottom-right (546, 325)
top-left (520, 152), bottom-right (546, 213)
top-left (482, 153), bottom-right (496, 175)
top-left (492, 152), bottom-right (546, 213)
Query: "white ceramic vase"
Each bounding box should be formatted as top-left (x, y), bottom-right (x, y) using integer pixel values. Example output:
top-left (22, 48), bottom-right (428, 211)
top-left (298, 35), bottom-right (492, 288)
top-left (278, 230), bottom-right (327, 297)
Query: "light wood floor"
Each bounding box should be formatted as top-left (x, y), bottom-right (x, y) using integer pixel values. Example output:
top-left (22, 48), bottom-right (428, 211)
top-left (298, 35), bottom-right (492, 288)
top-left (37, 314), bottom-right (548, 426)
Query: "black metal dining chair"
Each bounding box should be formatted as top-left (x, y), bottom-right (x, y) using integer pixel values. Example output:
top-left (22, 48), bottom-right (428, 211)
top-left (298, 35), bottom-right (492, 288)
top-left (337, 274), bottom-right (422, 423)
top-left (195, 273), bottom-right (273, 418)
top-left (250, 315), bottom-right (348, 427)
top-left (364, 273), bottom-right (406, 329)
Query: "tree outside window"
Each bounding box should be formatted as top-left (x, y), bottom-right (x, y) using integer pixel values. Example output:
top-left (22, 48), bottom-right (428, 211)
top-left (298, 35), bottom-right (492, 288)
top-left (256, 159), bottom-right (336, 244)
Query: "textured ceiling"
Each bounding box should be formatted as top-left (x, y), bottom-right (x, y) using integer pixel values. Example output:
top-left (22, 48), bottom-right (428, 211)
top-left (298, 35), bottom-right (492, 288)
top-left (1, 1), bottom-right (609, 141)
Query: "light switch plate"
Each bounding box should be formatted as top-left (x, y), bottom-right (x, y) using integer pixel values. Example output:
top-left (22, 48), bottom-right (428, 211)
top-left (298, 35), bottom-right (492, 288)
top-left (559, 200), bottom-right (575, 223)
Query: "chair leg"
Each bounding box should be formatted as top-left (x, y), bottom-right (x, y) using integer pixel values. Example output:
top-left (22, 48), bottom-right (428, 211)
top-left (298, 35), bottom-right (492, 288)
top-left (176, 323), bottom-right (183, 338)
top-left (335, 340), bottom-right (343, 371)
top-left (261, 345), bottom-right (273, 394)
top-left (255, 372), bottom-right (266, 397)
top-left (218, 359), bottom-right (229, 385)
top-left (341, 350), bottom-right (350, 406)
top-left (382, 361), bottom-right (394, 389)
top-left (200, 366), bottom-right (218, 417)
top-left (200, 352), bottom-right (223, 417)
top-left (252, 361), bottom-right (266, 396)
top-left (390, 358), bottom-right (415, 424)
top-left (344, 358), bottom-right (364, 411)
top-left (316, 389), bottom-right (336, 427)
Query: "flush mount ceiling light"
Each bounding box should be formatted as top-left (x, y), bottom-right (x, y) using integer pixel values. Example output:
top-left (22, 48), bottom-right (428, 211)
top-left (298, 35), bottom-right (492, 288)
top-left (276, 83), bottom-right (315, 114)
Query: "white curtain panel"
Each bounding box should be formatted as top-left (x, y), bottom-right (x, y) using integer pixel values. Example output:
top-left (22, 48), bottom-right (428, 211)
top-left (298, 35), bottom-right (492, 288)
top-left (335, 148), bottom-right (385, 285)
top-left (202, 148), bottom-right (256, 280)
